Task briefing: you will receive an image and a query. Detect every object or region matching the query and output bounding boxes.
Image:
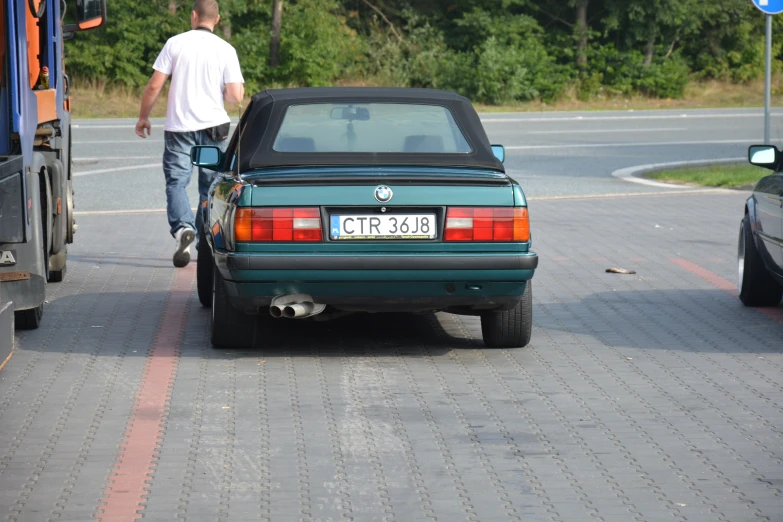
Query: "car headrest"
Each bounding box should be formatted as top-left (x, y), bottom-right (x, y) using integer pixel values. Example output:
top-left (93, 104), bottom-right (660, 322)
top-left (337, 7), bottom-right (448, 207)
top-left (275, 137), bottom-right (317, 153)
top-left (403, 135), bottom-right (445, 153)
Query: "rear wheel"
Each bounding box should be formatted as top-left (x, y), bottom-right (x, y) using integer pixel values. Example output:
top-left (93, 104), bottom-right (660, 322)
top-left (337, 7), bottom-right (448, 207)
top-left (17, 177), bottom-right (49, 330)
top-left (481, 281), bottom-right (533, 348)
top-left (197, 227), bottom-right (213, 308)
top-left (211, 265), bottom-right (256, 348)
top-left (39, 172), bottom-right (51, 282)
top-left (738, 215), bottom-right (783, 306)
top-left (48, 263), bottom-right (66, 283)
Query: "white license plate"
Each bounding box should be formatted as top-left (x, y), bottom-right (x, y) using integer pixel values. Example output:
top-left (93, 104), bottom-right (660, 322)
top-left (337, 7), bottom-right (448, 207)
top-left (330, 214), bottom-right (437, 240)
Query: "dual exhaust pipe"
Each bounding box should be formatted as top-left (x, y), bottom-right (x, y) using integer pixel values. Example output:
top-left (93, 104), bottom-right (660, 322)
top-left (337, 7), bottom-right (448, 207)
top-left (269, 294), bottom-right (325, 319)
top-left (270, 302), bottom-right (315, 319)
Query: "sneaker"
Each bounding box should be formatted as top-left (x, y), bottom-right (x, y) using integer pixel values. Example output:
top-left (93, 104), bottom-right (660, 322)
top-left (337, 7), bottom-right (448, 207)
top-left (173, 226), bottom-right (196, 268)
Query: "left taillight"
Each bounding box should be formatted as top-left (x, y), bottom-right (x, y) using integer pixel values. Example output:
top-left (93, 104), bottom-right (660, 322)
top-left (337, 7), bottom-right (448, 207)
top-left (444, 207), bottom-right (530, 242)
top-left (235, 207), bottom-right (322, 242)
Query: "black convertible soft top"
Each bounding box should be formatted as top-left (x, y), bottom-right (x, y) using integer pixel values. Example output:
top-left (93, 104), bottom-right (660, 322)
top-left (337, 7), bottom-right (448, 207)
top-left (227, 87), bottom-right (505, 173)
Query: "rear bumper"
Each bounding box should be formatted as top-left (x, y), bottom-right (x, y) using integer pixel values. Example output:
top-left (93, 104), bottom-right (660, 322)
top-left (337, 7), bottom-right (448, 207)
top-left (224, 280), bottom-right (529, 314)
top-left (213, 251), bottom-right (537, 314)
top-left (215, 252), bottom-right (539, 271)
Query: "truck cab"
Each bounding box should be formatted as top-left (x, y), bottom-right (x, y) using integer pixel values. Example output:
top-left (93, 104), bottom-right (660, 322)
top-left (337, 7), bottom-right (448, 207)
top-left (1, 0), bottom-right (106, 330)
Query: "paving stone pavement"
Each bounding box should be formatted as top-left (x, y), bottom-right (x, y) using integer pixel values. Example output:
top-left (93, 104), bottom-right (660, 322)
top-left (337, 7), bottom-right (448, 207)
top-left (0, 190), bottom-right (781, 522)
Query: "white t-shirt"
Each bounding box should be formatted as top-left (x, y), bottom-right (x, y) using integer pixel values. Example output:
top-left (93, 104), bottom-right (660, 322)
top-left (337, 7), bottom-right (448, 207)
top-left (153, 29), bottom-right (244, 132)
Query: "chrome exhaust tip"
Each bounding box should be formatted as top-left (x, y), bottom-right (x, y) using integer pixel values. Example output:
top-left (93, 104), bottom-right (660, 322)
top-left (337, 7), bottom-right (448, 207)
top-left (283, 303), bottom-right (314, 318)
top-left (269, 305), bottom-right (283, 318)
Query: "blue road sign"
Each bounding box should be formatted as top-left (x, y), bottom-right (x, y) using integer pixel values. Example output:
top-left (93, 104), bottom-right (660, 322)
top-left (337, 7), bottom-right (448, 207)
top-left (752, 0), bottom-right (783, 15)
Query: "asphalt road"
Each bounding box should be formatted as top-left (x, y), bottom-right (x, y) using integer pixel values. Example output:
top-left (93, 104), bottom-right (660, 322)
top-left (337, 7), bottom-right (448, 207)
top-left (3, 191), bottom-right (782, 521)
top-left (72, 107), bottom-right (783, 213)
top-left (1, 107), bottom-right (781, 521)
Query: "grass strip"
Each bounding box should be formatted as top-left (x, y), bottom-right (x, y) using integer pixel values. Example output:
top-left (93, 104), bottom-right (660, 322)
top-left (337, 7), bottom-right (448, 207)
top-left (67, 77), bottom-right (783, 119)
top-left (647, 164), bottom-right (769, 188)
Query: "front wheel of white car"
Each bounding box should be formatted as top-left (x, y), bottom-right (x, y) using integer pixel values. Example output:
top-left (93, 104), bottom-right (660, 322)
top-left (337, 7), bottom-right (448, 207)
top-left (738, 215), bottom-right (783, 307)
top-left (481, 281), bottom-right (533, 348)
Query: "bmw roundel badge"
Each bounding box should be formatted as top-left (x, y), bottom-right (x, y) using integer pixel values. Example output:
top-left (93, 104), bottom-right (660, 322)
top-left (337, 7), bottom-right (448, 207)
top-left (374, 185), bottom-right (393, 203)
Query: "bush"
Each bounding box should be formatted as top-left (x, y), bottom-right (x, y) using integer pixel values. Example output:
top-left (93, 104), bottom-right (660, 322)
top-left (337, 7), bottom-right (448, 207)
top-left (581, 44), bottom-right (690, 99)
top-left (357, 9), bottom-right (566, 104)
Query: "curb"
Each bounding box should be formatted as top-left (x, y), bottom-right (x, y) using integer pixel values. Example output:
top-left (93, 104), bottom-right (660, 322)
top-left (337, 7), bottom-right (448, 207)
top-left (0, 283), bottom-right (14, 373)
top-left (611, 157), bottom-right (747, 189)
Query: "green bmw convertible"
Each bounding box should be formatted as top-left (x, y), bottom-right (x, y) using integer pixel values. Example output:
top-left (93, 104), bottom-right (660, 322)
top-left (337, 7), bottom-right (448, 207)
top-left (191, 88), bottom-right (538, 349)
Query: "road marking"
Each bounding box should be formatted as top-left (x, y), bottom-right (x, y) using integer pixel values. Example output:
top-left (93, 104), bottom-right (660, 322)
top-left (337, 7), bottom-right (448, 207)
top-left (74, 209), bottom-right (171, 215)
top-left (97, 265), bottom-right (194, 522)
top-left (73, 120), bottom-right (239, 129)
top-left (482, 113), bottom-right (783, 123)
top-left (669, 258), bottom-right (783, 324)
top-left (76, 139), bottom-right (164, 144)
top-left (74, 156), bottom-right (159, 161)
top-left (528, 127), bottom-right (688, 135)
top-left (0, 349), bottom-right (13, 373)
top-left (527, 188), bottom-right (736, 201)
top-left (74, 124), bottom-right (165, 129)
top-left (506, 139), bottom-right (760, 151)
top-left (73, 163), bottom-right (161, 177)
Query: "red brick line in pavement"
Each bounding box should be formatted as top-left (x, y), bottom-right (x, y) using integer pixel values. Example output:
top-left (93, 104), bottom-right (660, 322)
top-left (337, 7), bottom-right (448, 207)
top-left (96, 265), bottom-right (196, 521)
top-left (670, 257), bottom-right (783, 324)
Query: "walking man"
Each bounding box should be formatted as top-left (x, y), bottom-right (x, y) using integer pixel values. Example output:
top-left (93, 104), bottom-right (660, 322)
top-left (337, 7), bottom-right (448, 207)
top-left (135, 0), bottom-right (244, 267)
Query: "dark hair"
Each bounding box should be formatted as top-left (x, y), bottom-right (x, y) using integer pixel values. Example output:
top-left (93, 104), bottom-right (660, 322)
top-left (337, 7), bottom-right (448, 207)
top-left (193, 0), bottom-right (219, 22)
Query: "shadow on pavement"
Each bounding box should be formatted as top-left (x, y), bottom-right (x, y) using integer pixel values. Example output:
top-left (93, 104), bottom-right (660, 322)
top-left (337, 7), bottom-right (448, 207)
top-left (537, 288), bottom-right (783, 354)
top-left (226, 310), bottom-right (463, 358)
top-left (14, 291), bottom-right (461, 358)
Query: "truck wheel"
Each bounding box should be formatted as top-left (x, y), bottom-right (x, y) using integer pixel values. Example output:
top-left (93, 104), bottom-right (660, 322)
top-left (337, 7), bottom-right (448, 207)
top-left (65, 180), bottom-right (75, 244)
top-left (197, 228), bottom-right (213, 308)
top-left (15, 304), bottom-right (43, 330)
top-left (39, 173), bottom-right (51, 282)
top-left (481, 281), bottom-right (533, 348)
top-left (48, 263), bottom-right (66, 283)
top-left (738, 216), bottom-right (783, 306)
top-left (211, 265), bottom-right (256, 348)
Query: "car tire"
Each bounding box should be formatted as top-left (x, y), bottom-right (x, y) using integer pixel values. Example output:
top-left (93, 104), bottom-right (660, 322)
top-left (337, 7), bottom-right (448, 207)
top-left (738, 215), bottom-right (783, 307)
top-left (211, 264), bottom-right (256, 348)
top-left (197, 227), bottom-right (213, 308)
top-left (481, 281), bottom-right (532, 348)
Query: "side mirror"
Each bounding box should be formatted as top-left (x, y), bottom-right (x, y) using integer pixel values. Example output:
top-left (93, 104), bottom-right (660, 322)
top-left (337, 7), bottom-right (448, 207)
top-left (748, 145), bottom-right (780, 171)
top-left (63, 0), bottom-right (107, 33)
top-left (191, 146), bottom-right (223, 170)
top-left (491, 144), bottom-right (505, 163)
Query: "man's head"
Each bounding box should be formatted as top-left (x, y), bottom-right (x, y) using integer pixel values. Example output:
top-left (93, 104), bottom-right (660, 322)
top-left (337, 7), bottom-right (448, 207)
top-left (191, 0), bottom-right (220, 30)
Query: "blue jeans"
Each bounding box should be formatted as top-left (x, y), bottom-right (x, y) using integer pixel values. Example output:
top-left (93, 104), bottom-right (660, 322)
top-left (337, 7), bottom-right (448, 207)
top-left (163, 130), bottom-right (227, 239)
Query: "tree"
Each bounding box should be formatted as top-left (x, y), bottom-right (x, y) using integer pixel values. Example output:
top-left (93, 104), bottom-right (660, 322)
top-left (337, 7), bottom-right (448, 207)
top-left (574, 0), bottom-right (588, 68)
top-left (270, 1), bottom-right (283, 67)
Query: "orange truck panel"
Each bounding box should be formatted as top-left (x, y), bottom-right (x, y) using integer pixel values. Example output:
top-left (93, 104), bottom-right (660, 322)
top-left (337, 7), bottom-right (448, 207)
top-left (26, 0), bottom-right (43, 89)
top-left (34, 89), bottom-right (57, 123)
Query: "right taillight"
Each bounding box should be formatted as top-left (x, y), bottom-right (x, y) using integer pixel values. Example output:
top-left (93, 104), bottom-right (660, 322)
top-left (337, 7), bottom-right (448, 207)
top-left (444, 207), bottom-right (529, 242)
top-left (234, 207), bottom-right (323, 242)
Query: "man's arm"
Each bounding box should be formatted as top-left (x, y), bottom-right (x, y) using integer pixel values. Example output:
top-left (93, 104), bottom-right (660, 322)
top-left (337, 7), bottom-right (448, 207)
top-left (135, 71), bottom-right (170, 138)
top-left (224, 82), bottom-right (245, 104)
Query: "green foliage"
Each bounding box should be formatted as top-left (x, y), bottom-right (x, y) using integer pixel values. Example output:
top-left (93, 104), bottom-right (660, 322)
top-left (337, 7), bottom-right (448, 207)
top-left (265, 0), bottom-right (362, 86)
top-left (65, 0), bottom-right (188, 87)
top-left (63, 0), bottom-right (783, 105)
top-left (583, 44), bottom-right (689, 98)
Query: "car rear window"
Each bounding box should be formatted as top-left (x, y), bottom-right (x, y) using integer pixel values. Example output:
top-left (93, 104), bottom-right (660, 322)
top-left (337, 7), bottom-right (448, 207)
top-left (272, 103), bottom-right (473, 154)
